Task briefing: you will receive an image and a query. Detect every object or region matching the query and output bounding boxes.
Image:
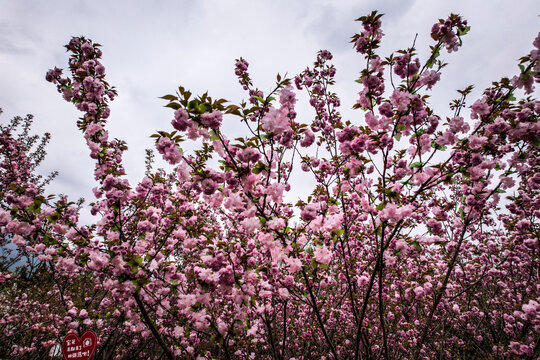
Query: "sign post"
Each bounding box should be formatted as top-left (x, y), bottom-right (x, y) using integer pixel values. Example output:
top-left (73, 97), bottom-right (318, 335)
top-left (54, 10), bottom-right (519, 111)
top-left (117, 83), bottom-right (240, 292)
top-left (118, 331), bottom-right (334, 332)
top-left (62, 330), bottom-right (97, 360)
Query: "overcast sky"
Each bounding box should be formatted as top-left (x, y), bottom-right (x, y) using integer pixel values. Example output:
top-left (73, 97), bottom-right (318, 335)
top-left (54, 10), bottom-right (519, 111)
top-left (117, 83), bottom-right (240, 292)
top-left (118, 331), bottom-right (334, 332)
top-left (0, 0), bottom-right (538, 221)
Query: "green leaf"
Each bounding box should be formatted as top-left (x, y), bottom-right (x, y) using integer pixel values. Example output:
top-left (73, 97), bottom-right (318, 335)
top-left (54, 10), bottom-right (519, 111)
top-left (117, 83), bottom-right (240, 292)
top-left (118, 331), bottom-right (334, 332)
top-left (457, 25), bottom-right (470, 36)
top-left (134, 278), bottom-right (150, 289)
top-left (410, 240), bottom-right (421, 251)
top-left (42, 233), bottom-right (56, 246)
top-left (410, 162), bottom-right (423, 168)
top-left (495, 188), bottom-right (506, 193)
top-left (28, 198), bottom-right (43, 213)
top-left (209, 130), bottom-right (220, 141)
top-left (431, 141), bottom-right (447, 151)
top-left (252, 161), bottom-right (266, 174)
top-left (412, 129), bottom-right (425, 138)
top-left (196, 104), bottom-right (208, 113)
top-left (425, 47), bottom-right (440, 69)
top-left (165, 102), bottom-right (181, 110)
top-left (253, 96), bottom-right (265, 103)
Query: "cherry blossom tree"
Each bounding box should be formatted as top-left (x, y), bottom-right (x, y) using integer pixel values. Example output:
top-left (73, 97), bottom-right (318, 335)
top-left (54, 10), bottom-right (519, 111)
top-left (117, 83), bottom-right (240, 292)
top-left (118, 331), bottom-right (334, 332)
top-left (1, 11), bottom-right (539, 359)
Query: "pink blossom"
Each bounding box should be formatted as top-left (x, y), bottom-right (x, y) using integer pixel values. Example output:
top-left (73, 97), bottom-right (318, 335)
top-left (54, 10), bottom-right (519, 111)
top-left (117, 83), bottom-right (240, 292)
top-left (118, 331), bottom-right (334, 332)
top-left (261, 108), bottom-right (290, 135)
top-left (34, 243), bottom-right (46, 252)
top-left (448, 116), bottom-right (470, 133)
top-left (436, 130), bottom-right (457, 146)
top-left (313, 246), bottom-right (332, 265)
top-left (357, 275), bottom-right (369, 286)
top-left (200, 110), bottom-right (223, 130)
top-left (285, 257), bottom-right (302, 273)
top-left (267, 217), bottom-right (285, 231)
top-left (300, 128), bottom-right (315, 147)
top-left (279, 86), bottom-right (296, 109)
top-left (176, 161), bottom-right (190, 181)
top-left (12, 235), bottom-right (26, 247)
top-left (278, 287), bottom-right (290, 299)
top-left (471, 98), bottom-right (491, 119)
top-left (201, 178), bottom-right (218, 195)
top-left (58, 257), bottom-right (77, 272)
top-left (265, 183), bottom-right (284, 204)
top-left (390, 90), bottom-right (410, 112)
top-left (308, 216), bottom-right (324, 232)
top-left (395, 238), bottom-right (406, 251)
top-left (419, 70), bottom-right (441, 90)
top-left (87, 250), bottom-right (110, 271)
top-left (468, 135), bottom-right (487, 150)
top-left (323, 212), bottom-right (343, 232)
top-left (240, 217), bottom-right (261, 232)
top-left (522, 300), bottom-right (539, 318)
top-left (237, 147), bottom-right (261, 163)
top-left (156, 136), bottom-right (182, 165)
top-left (301, 203), bottom-right (318, 221)
top-left (380, 203), bottom-right (413, 224)
top-left (365, 112), bottom-right (379, 131)
top-left (172, 108), bottom-right (190, 131)
top-left (7, 220), bottom-right (33, 236)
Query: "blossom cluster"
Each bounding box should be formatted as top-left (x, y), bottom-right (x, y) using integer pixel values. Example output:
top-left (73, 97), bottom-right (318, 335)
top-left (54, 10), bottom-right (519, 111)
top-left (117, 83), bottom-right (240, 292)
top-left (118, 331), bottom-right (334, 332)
top-left (0, 11), bottom-right (539, 360)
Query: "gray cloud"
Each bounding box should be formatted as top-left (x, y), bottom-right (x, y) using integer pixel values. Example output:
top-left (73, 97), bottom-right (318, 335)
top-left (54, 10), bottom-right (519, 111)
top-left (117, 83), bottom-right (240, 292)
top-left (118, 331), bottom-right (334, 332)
top-left (0, 0), bottom-right (538, 221)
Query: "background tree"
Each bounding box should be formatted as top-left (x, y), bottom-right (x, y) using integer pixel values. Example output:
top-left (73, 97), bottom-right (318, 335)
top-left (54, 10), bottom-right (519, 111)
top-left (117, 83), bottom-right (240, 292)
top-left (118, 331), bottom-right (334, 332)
top-left (1, 11), bottom-right (539, 360)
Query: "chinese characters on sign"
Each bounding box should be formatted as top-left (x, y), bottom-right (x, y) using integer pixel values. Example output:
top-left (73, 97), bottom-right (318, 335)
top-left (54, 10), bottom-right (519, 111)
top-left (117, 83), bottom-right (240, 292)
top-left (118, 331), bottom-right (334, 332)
top-left (62, 330), bottom-right (97, 360)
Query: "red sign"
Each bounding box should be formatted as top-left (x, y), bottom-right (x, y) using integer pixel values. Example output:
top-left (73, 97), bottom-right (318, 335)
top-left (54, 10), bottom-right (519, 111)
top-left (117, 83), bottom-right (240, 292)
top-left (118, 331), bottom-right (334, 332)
top-left (62, 330), bottom-right (97, 360)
